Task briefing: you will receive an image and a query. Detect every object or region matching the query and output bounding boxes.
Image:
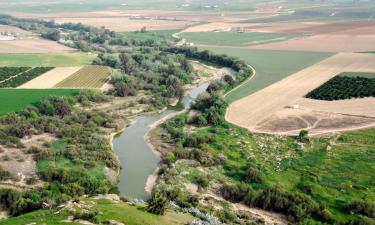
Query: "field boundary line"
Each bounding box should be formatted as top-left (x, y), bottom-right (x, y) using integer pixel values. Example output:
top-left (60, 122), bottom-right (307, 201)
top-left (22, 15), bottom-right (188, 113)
top-left (224, 64), bottom-right (256, 99)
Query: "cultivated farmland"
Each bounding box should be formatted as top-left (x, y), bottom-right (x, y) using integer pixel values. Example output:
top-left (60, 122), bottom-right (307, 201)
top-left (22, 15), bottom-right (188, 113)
top-left (180, 31), bottom-right (303, 46)
top-left (54, 65), bottom-right (112, 88)
top-left (0, 39), bottom-right (76, 53)
top-left (0, 89), bottom-right (78, 116)
top-left (18, 67), bottom-right (83, 89)
top-left (226, 53), bottom-right (375, 134)
top-left (0, 67), bottom-right (53, 88)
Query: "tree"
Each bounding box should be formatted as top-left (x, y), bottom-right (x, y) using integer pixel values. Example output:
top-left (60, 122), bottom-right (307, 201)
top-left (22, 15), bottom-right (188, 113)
top-left (298, 130), bottom-right (309, 140)
top-left (147, 191), bottom-right (168, 215)
top-left (119, 53), bottom-right (136, 75)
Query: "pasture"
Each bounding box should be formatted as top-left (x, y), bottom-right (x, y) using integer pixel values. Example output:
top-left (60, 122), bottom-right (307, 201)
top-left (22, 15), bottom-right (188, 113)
top-left (201, 46), bottom-right (332, 103)
top-left (0, 89), bottom-right (78, 116)
top-left (54, 66), bottom-right (112, 88)
top-left (180, 31), bottom-right (303, 46)
top-left (0, 53), bottom-right (95, 67)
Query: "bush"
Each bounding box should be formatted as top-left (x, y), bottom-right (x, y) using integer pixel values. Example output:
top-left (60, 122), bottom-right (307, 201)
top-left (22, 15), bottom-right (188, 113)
top-left (147, 191), bottom-right (168, 215)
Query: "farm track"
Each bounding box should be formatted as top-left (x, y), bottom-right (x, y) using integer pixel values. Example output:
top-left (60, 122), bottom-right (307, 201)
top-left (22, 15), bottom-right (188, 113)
top-left (226, 53), bottom-right (375, 132)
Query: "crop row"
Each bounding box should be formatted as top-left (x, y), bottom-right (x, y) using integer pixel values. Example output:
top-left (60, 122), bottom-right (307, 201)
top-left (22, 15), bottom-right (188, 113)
top-left (0, 67), bottom-right (53, 88)
top-left (306, 76), bottom-right (375, 100)
top-left (0, 67), bottom-right (31, 82)
top-left (55, 66), bottom-right (111, 88)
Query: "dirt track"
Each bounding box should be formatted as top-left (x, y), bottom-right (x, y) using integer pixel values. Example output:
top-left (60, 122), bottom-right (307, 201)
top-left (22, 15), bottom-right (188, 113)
top-left (18, 67), bottom-right (83, 88)
top-left (226, 53), bottom-right (375, 132)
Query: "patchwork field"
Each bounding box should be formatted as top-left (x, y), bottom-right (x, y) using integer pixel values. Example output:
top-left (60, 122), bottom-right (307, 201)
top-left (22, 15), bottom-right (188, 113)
top-left (0, 53), bottom-right (95, 67)
top-left (0, 89), bottom-right (78, 116)
top-left (54, 17), bottom-right (192, 32)
top-left (54, 65), bottom-right (112, 88)
top-left (179, 31), bottom-right (303, 46)
top-left (201, 46), bottom-right (332, 103)
top-left (226, 53), bottom-right (375, 135)
top-left (18, 67), bottom-right (83, 88)
top-left (0, 39), bottom-right (76, 53)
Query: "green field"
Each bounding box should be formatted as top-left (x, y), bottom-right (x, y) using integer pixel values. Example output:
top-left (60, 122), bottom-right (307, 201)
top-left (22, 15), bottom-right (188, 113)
top-left (0, 198), bottom-right (193, 225)
top-left (339, 72), bottom-right (375, 79)
top-left (0, 53), bottom-right (95, 67)
top-left (0, 89), bottom-right (78, 116)
top-left (180, 31), bottom-right (303, 46)
top-left (201, 47), bottom-right (332, 103)
top-left (118, 29), bottom-right (180, 41)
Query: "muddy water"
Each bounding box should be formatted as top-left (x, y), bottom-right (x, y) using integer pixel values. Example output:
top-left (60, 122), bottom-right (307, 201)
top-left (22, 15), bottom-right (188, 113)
top-left (112, 81), bottom-right (211, 200)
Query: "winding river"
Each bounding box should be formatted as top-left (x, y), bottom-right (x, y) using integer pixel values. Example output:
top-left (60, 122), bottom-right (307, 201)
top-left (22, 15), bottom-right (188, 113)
top-left (112, 81), bottom-right (212, 200)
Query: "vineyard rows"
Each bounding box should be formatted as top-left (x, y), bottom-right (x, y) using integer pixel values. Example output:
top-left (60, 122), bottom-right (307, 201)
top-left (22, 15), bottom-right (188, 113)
top-left (0, 67), bottom-right (53, 88)
top-left (54, 66), bottom-right (111, 88)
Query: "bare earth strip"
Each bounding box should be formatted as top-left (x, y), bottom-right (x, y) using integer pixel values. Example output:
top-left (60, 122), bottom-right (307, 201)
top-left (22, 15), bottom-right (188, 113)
top-left (294, 97), bottom-right (375, 118)
top-left (18, 67), bottom-right (83, 89)
top-left (249, 34), bottom-right (375, 53)
top-left (226, 53), bottom-right (375, 133)
top-left (0, 39), bottom-right (76, 53)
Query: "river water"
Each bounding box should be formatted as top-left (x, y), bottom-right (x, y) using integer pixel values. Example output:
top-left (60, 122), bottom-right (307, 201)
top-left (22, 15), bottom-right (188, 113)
top-left (112, 81), bottom-right (211, 200)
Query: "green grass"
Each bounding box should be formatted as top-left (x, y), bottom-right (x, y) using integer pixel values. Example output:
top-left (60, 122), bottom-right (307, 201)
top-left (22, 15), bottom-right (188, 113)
top-left (339, 72), bottom-right (375, 79)
top-left (0, 89), bottom-right (78, 116)
top-left (180, 31), bottom-right (303, 46)
top-left (195, 123), bottom-right (375, 221)
top-left (0, 198), bottom-right (193, 225)
top-left (0, 53), bottom-right (95, 67)
top-left (118, 29), bottom-right (180, 41)
top-left (200, 47), bottom-right (332, 103)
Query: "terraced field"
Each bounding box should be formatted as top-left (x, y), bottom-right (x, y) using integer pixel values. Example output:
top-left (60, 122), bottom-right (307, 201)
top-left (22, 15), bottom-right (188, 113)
top-left (54, 66), bottom-right (112, 88)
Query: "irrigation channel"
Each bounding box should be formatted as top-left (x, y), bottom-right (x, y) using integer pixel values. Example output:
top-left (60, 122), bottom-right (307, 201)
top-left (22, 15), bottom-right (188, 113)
top-left (113, 82), bottom-right (211, 200)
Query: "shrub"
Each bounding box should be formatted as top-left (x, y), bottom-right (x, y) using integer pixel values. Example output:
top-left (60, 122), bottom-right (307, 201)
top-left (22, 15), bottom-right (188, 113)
top-left (147, 191), bottom-right (168, 215)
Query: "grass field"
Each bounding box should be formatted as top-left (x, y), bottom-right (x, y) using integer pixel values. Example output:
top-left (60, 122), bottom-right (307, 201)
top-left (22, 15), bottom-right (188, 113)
top-left (339, 72), bottom-right (375, 78)
top-left (0, 198), bottom-right (193, 225)
top-left (0, 89), bottom-right (78, 116)
top-left (0, 53), bottom-right (95, 67)
top-left (180, 31), bottom-right (303, 46)
top-left (54, 66), bottom-right (111, 88)
top-left (201, 47), bottom-right (332, 103)
top-left (118, 29), bottom-right (180, 41)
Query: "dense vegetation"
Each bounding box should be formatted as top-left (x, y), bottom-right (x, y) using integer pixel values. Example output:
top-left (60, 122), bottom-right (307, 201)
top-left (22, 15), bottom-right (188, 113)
top-left (0, 90), bottom-right (119, 216)
top-left (306, 75), bottom-right (375, 100)
top-left (0, 67), bottom-right (30, 82)
top-left (0, 67), bottom-right (53, 88)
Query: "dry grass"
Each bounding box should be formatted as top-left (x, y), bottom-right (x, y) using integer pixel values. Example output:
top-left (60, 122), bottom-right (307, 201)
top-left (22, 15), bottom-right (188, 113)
top-left (226, 53), bottom-right (375, 133)
top-left (0, 39), bottom-right (76, 53)
top-left (54, 65), bottom-right (111, 88)
top-left (0, 25), bottom-right (30, 34)
top-left (18, 67), bottom-right (83, 88)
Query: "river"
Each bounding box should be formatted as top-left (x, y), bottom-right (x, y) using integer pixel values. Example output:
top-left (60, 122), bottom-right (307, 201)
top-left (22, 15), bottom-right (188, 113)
top-left (112, 81), bottom-right (211, 200)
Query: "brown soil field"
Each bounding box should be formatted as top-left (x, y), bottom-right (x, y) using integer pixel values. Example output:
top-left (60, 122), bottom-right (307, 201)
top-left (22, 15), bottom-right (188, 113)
top-left (250, 34), bottom-right (375, 52)
top-left (0, 39), bottom-right (76, 53)
top-left (18, 67), bottom-right (83, 89)
top-left (14, 10), bottom-right (273, 23)
top-left (226, 53), bottom-right (375, 134)
top-left (54, 17), bottom-right (192, 32)
top-left (254, 108), bottom-right (375, 136)
top-left (294, 97), bottom-right (375, 118)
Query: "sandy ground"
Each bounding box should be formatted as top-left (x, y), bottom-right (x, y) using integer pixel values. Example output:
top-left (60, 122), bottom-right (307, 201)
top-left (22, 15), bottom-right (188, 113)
top-left (254, 108), bottom-right (375, 136)
top-left (226, 53), bottom-right (375, 133)
top-left (18, 66), bottom-right (83, 88)
top-left (294, 97), bottom-right (375, 118)
top-left (54, 17), bottom-right (192, 32)
top-left (250, 34), bottom-right (375, 52)
top-left (0, 39), bottom-right (76, 53)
